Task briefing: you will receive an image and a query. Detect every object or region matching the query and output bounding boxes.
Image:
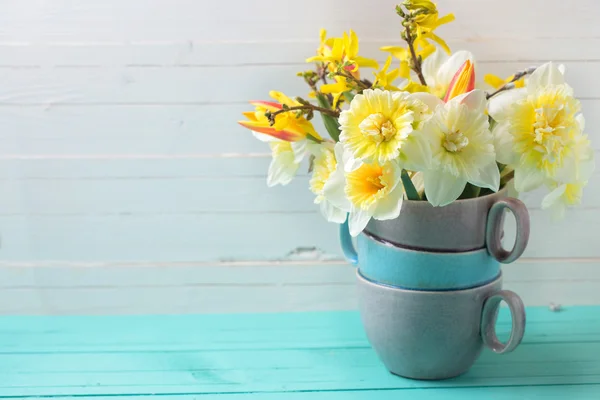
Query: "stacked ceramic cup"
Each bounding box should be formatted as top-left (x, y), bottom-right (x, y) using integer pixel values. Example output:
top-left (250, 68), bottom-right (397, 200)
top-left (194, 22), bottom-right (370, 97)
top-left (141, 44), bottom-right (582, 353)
top-left (340, 188), bottom-right (530, 380)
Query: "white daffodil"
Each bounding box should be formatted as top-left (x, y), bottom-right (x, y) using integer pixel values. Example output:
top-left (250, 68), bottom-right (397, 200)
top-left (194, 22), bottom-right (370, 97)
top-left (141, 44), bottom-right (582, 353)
top-left (488, 62), bottom-right (586, 193)
top-left (422, 50), bottom-right (475, 99)
top-left (324, 143), bottom-right (404, 236)
top-left (309, 143), bottom-right (347, 223)
top-left (414, 90), bottom-right (500, 206)
top-left (253, 132), bottom-right (317, 187)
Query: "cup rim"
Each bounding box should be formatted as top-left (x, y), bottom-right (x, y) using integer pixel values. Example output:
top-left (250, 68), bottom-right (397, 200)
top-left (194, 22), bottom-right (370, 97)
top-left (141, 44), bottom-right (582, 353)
top-left (357, 269), bottom-right (503, 294)
top-left (361, 230), bottom-right (493, 256)
top-left (399, 184), bottom-right (509, 206)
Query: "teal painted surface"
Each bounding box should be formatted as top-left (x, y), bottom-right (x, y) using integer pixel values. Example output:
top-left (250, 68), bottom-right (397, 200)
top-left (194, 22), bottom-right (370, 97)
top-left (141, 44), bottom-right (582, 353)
top-left (354, 233), bottom-right (499, 290)
top-left (0, 307), bottom-right (599, 398)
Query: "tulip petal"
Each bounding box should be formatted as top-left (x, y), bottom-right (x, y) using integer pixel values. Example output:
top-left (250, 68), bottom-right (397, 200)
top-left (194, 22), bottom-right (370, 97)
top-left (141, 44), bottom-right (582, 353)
top-left (238, 121), bottom-right (303, 142)
top-left (249, 100), bottom-right (282, 111)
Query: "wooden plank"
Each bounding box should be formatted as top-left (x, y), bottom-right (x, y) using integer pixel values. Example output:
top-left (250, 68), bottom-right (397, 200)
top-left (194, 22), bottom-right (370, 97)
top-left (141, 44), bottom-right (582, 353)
top-left (0, 62), bottom-right (598, 106)
top-left (0, 99), bottom-right (597, 155)
top-left (0, 261), bottom-right (598, 314)
top-left (1, 165), bottom-right (600, 215)
top-left (28, 386), bottom-right (600, 400)
top-left (0, 308), bottom-right (599, 396)
top-left (2, 38), bottom-right (600, 68)
top-left (0, 208), bottom-right (596, 262)
top-left (0, 0), bottom-right (597, 41)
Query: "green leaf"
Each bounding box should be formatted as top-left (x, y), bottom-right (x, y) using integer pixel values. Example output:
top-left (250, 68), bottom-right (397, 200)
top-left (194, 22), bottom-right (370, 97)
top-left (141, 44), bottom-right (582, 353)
top-left (343, 91), bottom-right (355, 103)
top-left (401, 170), bottom-right (421, 201)
top-left (458, 183), bottom-right (481, 200)
top-left (315, 93), bottom-right (341, 142)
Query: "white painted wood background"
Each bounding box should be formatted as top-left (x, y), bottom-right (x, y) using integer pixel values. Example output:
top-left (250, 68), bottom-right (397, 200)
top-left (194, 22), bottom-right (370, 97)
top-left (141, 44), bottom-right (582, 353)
top-left (0, 0), bottom-right (599, 314)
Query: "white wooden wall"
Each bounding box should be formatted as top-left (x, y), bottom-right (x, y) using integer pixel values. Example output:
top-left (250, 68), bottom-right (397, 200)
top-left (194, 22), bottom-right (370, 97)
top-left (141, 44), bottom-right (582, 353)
top-left (0, 0), bottom-right (599, 314)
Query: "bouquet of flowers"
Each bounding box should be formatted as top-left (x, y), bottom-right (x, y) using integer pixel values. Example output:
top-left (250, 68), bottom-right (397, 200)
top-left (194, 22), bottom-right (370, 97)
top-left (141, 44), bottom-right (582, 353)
top-left (239, 1), bottom-right (595, 237)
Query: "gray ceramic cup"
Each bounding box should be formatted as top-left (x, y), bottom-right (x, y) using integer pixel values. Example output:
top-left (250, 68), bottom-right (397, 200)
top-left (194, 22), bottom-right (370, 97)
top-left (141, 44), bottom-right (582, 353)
top-left (357, 272), bottom-right (525, 380)
top-left (365, 188), bottom-right (530, 262)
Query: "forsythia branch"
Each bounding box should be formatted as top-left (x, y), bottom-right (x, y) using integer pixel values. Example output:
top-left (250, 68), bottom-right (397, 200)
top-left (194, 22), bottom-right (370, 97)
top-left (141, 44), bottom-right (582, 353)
top-left (266, 105), bottom-right (340, 124)
top-left (406, 31), bottom-right (427, 86)
top-left (486, 67), bottom-right (536, 99)
top-left (334, 71), bottom-right (371, 90)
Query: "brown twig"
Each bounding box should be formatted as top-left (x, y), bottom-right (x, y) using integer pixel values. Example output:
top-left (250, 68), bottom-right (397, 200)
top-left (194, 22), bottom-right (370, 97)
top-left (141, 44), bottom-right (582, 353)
top-left (406, 31), bottom-right (427, 86)
top-left (267, 105), bottom-right (340, 122)
top-left (334, 71), bottom-right (371, 90)
top-left (486, 67), bottom-right (535, 99)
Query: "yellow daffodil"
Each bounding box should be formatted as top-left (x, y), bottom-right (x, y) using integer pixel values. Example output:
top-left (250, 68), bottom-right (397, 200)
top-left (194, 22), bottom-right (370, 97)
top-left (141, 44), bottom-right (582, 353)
top-left (310, 143), bottom-right (347, 223)
top-left (413, 90), bottom-right (500, 206)
top-left (324, 145), bottom-right (405, 236)
top-left (239, 91), bottom-right (322, 142)
top-left (422, 50), bottom-right (475, 99)
top-left (372, 57), bottom-right (402, 90)
top-left (339, 88), bottom-right (432, 168)
top-left (489, 62), bottom-right (589, 192)
top-left (403, 0), bottom-right (455, 54)
top-left (306, 30), bottom-right (379, 72)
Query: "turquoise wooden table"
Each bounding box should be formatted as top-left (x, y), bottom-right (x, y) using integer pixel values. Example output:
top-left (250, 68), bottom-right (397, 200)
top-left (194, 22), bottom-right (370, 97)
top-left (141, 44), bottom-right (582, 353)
top-left (1, 306), bottom-right (599, 399)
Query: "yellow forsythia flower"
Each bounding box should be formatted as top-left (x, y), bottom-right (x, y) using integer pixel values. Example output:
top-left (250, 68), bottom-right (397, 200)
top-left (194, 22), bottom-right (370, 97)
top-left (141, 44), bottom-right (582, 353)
top-left (404, 0), bottom-right (455, 55)
top-left (372, 57), bottom-right (402, 91)
top-left (307, 29), bottom-right (379, 72)
top-left (484, 73), bottom-right (526, 89)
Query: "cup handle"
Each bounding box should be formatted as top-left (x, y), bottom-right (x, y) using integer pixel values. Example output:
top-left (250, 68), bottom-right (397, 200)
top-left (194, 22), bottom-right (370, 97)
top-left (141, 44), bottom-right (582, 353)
top-left (480, 290), bottom-right (526, 354)
top-left (339, 217), bottom-right (358, 265)
top-left (486, 198), bottom-right (530, 264)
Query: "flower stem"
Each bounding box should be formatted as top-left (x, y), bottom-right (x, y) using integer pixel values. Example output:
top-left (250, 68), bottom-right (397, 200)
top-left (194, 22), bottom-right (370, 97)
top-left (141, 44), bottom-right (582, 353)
top-left (406, 32), bottom-right (427, 86)
top-left (486, 67), bottom-right (536, 99)
top-left (334, 71), bottom-right (371, 90)
top-left (401, 169), bottom-right (421, 200)
top-left (267, 105), bottom-right (339, 123)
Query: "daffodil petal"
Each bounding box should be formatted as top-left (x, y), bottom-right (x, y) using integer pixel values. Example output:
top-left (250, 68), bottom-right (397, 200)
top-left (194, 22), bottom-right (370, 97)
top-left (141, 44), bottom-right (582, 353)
top-left (492, 120), bottom-right (518, 165)
top-left (372, 183), bottom-right (403, 220)
top-left (468, 162), bottom-right (500, 192)
top-left (323, 168), bottom-right (351, 211)
top-left (527, 62), bottom-right (565, 93)
top-left (348, 207), bottom-right (373, 237)
top-left (487, 88), bottom-right (527, 121)
top-left (514, 166), bottom-right (545, 192)
top-left (424, 170), bottom-right (467, 207)
top-left (320, 200), bottom-right (347, 224)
